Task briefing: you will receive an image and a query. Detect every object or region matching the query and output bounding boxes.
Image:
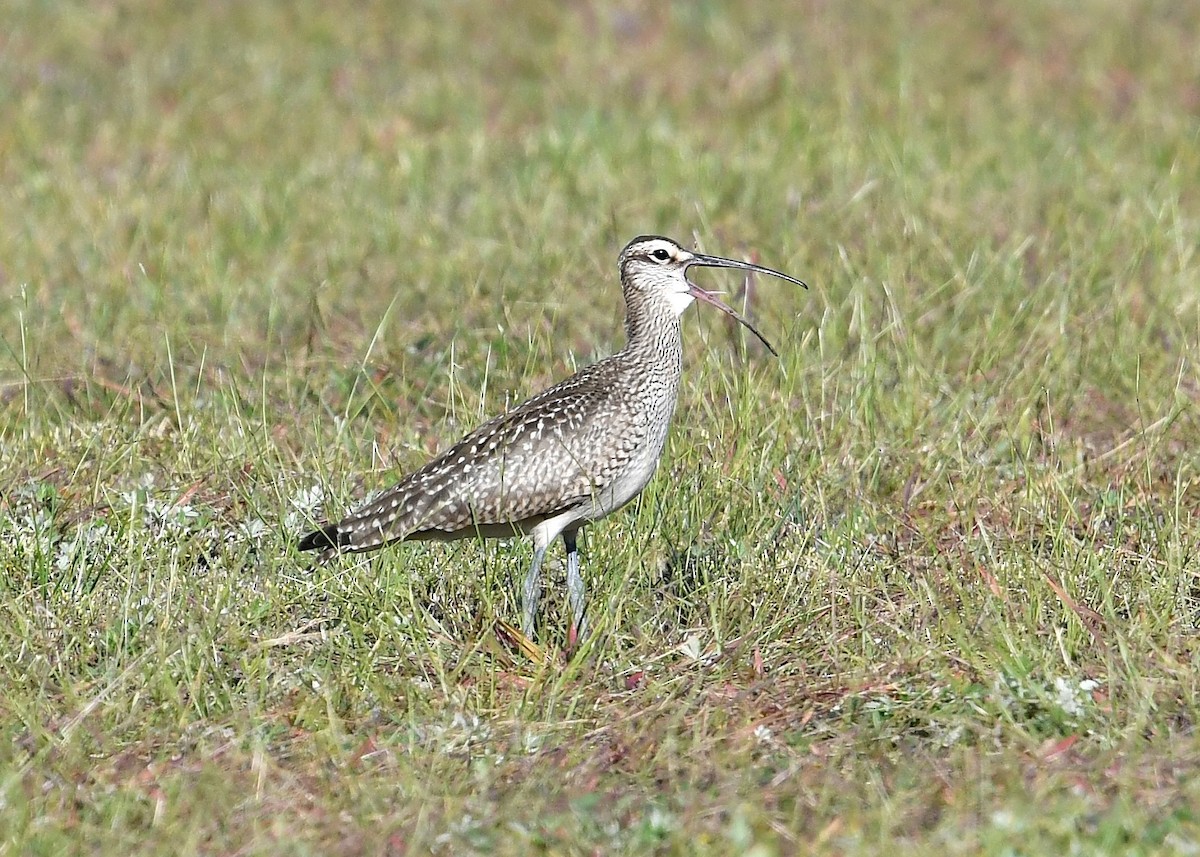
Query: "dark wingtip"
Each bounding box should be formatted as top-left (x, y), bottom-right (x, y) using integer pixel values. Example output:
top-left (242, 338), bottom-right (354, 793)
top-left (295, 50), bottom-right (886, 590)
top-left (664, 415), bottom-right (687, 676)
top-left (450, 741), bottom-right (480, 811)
top-left (297, 523), bottom-right (344, 553)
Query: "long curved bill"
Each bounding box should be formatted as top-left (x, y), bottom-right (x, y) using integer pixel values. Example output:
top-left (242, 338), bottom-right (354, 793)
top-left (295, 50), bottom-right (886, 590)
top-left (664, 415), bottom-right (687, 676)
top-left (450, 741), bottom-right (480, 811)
top-left (684, 253), bottom-right (808, 358)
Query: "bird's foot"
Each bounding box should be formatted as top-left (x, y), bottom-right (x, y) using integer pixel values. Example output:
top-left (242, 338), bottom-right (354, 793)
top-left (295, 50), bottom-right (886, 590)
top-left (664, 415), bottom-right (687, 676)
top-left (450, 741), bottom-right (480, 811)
top-left (566, 615), bottom-right (589, 657)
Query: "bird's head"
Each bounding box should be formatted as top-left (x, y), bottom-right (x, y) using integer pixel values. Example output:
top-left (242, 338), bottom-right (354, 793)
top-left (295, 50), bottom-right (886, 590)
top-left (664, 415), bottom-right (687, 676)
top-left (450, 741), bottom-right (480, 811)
top-left (617, 235), bottom-right (806, 356)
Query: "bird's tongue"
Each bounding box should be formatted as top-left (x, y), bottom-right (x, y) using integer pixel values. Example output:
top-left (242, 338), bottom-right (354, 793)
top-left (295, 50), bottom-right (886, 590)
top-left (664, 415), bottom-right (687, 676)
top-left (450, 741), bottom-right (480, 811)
top-left (686, 282), bottom-right (779, 356)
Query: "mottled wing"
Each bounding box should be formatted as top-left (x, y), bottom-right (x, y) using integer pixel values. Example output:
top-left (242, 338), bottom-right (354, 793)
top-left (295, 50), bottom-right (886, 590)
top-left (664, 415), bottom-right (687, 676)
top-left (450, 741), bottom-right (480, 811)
top-left (301, 359), bottom-right (640, 557)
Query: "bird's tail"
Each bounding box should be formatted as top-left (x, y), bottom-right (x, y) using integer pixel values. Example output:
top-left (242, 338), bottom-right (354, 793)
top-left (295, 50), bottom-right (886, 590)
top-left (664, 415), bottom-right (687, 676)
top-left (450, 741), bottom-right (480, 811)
top-left (298, 482), bottom-right (428, 561)
top-left (297, 522), bottom-right (348, 559)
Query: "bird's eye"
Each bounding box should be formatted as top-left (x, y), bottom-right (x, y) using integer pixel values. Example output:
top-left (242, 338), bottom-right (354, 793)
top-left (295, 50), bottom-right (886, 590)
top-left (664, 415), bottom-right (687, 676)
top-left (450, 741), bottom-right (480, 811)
top-left (651, 248), bottom-right (671, 262)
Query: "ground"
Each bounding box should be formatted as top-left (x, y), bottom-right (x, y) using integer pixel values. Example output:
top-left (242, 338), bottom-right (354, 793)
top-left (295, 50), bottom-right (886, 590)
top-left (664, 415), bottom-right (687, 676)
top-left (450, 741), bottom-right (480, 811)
top-left (2, 1), bottom-right (1199, 854)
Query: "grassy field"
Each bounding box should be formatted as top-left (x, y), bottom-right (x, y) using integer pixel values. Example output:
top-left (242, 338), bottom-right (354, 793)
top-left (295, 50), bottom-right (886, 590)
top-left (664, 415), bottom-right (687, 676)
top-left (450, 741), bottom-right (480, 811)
top-left (3, 0), bottom-right (1199, 853)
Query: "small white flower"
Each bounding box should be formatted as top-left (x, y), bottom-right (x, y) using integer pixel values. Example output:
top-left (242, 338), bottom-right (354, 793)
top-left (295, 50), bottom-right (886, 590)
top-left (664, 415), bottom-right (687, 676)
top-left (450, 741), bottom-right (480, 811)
top-left (677, 634), bottom-right (702, 661)
top-left (53, 545), bottom-right (74, 572)
top-left (1055, 676), bottom-right (1086, 718)
top-left (238, 519), bottom-right (270, 539)
top-left (645, 807), bottom-right (675, 835)
top-left (290, 485), bottom-right (325, 513)
top-left (991, 809), bottom-right (1022, 831)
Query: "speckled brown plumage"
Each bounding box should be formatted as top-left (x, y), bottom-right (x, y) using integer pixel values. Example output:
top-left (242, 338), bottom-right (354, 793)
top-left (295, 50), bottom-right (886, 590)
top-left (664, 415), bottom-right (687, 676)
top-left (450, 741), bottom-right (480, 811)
top-left (299, 343), bottom-right (679, 559)
top-left (298, 235), bottom-right (805, 641)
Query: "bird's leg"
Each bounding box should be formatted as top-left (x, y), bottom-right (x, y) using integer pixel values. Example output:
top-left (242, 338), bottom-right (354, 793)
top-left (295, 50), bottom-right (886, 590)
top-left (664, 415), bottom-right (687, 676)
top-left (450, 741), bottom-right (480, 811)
top-left (564, 529), bottom-right (588, 650)
top-left (522, 543), bottom-right (547, 639)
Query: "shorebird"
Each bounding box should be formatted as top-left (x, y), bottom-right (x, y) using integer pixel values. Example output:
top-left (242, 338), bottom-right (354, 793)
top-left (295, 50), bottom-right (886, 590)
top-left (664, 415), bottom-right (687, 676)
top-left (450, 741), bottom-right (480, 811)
top-left (298, 235), bottom-right (805, 644)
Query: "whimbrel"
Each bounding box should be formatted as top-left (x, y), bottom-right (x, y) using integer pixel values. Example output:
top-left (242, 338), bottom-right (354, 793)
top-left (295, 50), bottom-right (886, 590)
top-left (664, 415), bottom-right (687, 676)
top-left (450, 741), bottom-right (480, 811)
top-left (298, 236), bottom-right (805, 644)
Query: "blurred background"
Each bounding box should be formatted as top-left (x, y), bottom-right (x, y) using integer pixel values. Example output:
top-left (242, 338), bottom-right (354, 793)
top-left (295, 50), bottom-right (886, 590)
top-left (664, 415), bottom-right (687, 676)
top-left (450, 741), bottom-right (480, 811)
top-left (4, 1), bottom-right (1196, 404)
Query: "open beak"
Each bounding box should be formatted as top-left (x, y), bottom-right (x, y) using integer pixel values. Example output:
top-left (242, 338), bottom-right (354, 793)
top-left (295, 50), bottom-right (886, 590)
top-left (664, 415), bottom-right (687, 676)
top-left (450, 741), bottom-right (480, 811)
top-left (684, 253), bottom-right (807, 358)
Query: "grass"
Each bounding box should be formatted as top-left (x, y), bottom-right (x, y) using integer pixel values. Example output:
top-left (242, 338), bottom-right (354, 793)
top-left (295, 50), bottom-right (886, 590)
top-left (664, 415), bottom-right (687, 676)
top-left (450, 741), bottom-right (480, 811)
top-left (2, 0), bottom-right (1199, 853)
